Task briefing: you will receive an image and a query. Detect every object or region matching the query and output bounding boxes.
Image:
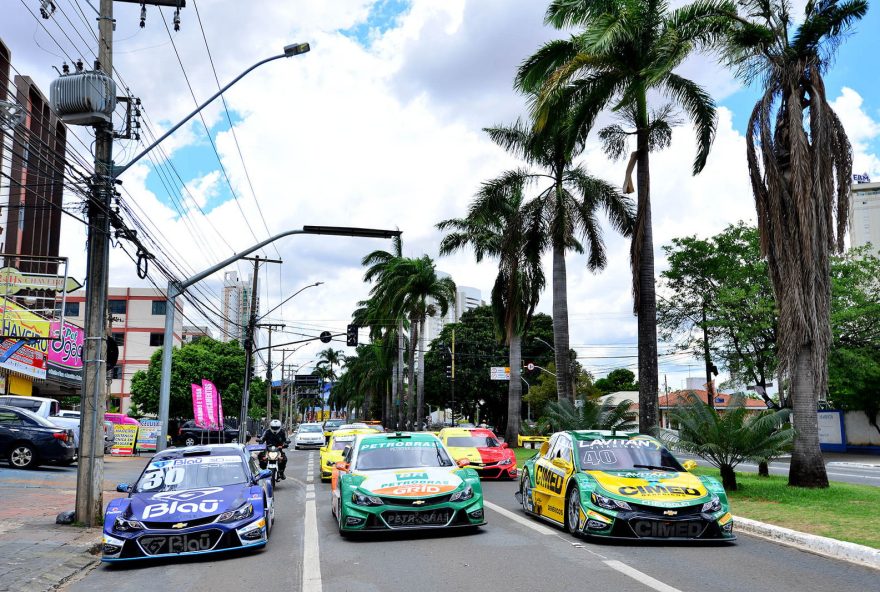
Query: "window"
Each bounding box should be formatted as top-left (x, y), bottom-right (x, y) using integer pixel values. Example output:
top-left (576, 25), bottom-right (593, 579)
top-left (63, 302), bottom-right (80, 317)
top-left (108, 299), bottom-right (127, 315)
top-left (112, 332), bottom-right (125, 346)
top-left (151, 300), bottom-right (166, 316)
top-left (149, 332), bottom-right (164, 347)
top-left (0, 411), bottom-right (23, 425)
top-left (110, 366), bottom-right (122, 379)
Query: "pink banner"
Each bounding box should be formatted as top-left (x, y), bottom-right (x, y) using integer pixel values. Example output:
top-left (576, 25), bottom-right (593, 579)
top-left (202, 379), bottom-right (220, 430)
top-left (191, 383), bottom-right (208, 428)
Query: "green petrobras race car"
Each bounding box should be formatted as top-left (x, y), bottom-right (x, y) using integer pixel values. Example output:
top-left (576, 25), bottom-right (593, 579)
top-left (330, 432), bottom-right (486, 534)
top-left (516, 431), bottom-right (735, 541)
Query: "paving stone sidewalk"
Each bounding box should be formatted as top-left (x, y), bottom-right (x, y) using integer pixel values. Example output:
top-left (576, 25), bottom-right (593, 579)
top-left (0, 457), bottom-right (142, 592)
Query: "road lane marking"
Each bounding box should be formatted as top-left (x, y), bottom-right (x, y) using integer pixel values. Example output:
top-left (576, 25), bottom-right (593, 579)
top-left (484, 501), bottom-right (555, 535)
top-left (302, 499), bottom-right (322, 592)
top-left (603, 560), bottom-right (683, 592)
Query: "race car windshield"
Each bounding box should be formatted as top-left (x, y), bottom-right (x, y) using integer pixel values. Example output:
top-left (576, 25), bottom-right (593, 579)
top-left (135, 456), bottom-right (248, 492)
top-left (355, 442), bottom-right (453, 470)
top-left (332, 438), bottom-right (355, 451)
top-left (446, 436), bottom-right (499, 448)
top-left (577, 440), bottom-right (685, 472)
top-left (299, 425), bottom-right (323, 433)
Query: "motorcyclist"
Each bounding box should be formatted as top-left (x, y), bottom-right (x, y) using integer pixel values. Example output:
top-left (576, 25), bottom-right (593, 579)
top-left (257, 419), bottom-right (288, 480)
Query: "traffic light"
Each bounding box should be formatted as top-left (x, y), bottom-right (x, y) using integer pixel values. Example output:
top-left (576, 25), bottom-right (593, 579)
top-left (346, 324), bottom-right (358, 347)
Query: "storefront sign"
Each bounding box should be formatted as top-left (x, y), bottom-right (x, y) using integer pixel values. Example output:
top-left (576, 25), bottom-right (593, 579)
top-left (47, 321), bottom-right (84, 384)
top-left (111, 424), bottom-right (139, 456)
top-left (136, 419), bottom-right (161, 452)
top-left (0, 300), bottom-right (49, 380)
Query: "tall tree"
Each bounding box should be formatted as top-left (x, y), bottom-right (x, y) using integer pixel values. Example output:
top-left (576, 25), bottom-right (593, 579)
top-left (722, 0), bottom-right (867, 487)
top-left (478, 106), bottom-right (634, 404)
top-left (438, 177), bottom-right (546, 443)
top-left (517, 0), bottom-right (727, 430)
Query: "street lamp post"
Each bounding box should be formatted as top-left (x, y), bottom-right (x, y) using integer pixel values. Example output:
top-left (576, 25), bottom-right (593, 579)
top-left (156, 228), bottom-right (400, 451)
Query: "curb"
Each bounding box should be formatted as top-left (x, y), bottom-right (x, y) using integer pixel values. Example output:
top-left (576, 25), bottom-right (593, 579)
top-left (734, 515), bottom-right (880, 571)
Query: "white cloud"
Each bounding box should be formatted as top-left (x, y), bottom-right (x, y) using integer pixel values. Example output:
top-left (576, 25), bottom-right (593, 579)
top-left (831, 87), bottom-right (880, 178)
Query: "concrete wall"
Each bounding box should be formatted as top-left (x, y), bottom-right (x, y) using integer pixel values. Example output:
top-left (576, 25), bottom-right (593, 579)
top-left (845, 411), bottom-right (880, 447)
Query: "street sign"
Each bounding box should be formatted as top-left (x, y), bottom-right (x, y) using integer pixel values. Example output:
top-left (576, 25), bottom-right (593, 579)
top-left (294, 374), bottom-right (321, 386)
top-left (0, 267), bottom-right (82, 295)
top-left (490, 366), bottom-right (510, 381)
top-left (526, 362), bottom-right (535, 371)
top-left (319, 330), bottom-right (332, 344)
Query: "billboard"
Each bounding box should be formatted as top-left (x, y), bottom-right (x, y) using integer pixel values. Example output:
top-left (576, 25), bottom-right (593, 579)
top-left (47, 321), bottom-right (84, 384)
top-left (0, 300), bottom-right (49, 380)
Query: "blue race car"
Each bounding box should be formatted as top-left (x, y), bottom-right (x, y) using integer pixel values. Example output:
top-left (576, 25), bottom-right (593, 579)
top-left (102, 444), bottom-right (275, 562)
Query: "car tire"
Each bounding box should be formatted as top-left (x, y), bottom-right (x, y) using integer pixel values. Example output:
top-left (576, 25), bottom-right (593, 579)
top-left (184, 436), bottom-right (196, 447)
top-left (519, 470), bottom-right (533, 514)
top-left (565, 485), bottom-right (581, 536)
top-left (9, 443), bottom-right (38, 469)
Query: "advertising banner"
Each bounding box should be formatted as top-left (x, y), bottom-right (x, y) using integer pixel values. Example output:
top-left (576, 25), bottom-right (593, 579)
top-left (0, 300), bottom-right (49, 379)
top-left (489, 366), bottom-right (510, 380)
top-left (202, 379), bottom-right (222, 429)
top-left (191, 383), bottom-right (207, 428)
top-left (111, 424), bottom-right (139, 456)
top-left (47, 321), bottom-right (84, 384)
top-left (136, 419), bottom-right (161, 452)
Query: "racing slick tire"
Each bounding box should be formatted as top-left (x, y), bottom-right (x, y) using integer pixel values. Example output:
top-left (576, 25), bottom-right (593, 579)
top-left (519, 470), bottom-right (533, 514)
top-left (565, 484), bottom-right (581, 536)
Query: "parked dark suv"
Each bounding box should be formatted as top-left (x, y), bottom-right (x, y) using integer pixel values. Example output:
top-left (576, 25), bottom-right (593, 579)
top-left (0, 405), bottom-right (76, 469)
top-left (175, 421), bottom-right (248, 446)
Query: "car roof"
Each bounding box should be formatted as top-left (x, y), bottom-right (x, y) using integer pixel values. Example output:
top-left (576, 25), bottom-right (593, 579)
top-left (566, 430), bottom-right (645, 442)
top-left (358, 432), bottom-right (439, 446)
top-left (440, 428), bottom-right (475, 438)
top-left (0, 404), bottom-right (55, 426)
top-left (154, 444), bottom-right (245, 461)
top-left (332, 428), bottom-right (378, 438)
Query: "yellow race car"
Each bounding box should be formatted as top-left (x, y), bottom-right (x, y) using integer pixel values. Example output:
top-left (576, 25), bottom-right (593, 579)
top-left (439, 427), bottom-right (517, 479)
top-left (319, 428), bottom-right (381, 481)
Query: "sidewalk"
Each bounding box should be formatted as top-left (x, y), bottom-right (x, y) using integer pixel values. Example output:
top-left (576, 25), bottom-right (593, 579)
top-left (823, 451), bottom-right (880, 467)
top-left (0, 456), bottom-right (143, 592)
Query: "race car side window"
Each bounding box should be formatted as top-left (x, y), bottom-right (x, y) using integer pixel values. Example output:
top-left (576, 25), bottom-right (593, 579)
top-left (542, 434), bottom-right (559, 460)
top-left (548, 435), bottom-right (567, 460)
top-left (557, 436), bottom-right (573, 463)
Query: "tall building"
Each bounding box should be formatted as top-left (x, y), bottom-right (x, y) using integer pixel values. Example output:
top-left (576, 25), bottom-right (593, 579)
top-left (63, 288), bottom-right (184, 412)
top-left (221, 271), bottom-right (253, 345)
top-left (0, 39), bottom-right (68, 274)
top-left (423, 271), bottom-right (485, 344)
top-left (849, 177), bottom-right (880, 252)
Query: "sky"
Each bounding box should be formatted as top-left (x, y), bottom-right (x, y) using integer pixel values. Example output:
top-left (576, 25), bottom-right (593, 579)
top-left (2, 0), bottom-right (878, 395)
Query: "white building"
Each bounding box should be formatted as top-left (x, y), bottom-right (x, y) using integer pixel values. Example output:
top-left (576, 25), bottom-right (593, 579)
top-left (182, 325), bottom-right (212, 344)
top-left (221, 271), bottom-right (253, 345)
top-left (849, 177), bottom-right (880, 252)
top-left (63, 287), bottom-right (183, 413)
top-left (423, 271), bottom-right (485, 344)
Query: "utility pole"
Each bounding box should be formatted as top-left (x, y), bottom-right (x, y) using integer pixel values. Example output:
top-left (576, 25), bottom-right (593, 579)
top-left (702, 302), bottom-right (716, 410)
top-left (257, 323), bottom-right (285, 421)
top-left (451, 328), bottom-right (456, 427)
top-left (74, 0), bottom-right (114, 528)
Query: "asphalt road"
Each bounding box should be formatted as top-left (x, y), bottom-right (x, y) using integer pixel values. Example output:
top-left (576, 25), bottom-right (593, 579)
top-left (69, 450), bottom-right (879, 592)
top-left (677, 453), bottom-right (880, 486)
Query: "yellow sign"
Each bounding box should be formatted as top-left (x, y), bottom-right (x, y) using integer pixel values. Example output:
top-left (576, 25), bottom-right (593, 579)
top-left (111, 424), bottom-right (139, 456)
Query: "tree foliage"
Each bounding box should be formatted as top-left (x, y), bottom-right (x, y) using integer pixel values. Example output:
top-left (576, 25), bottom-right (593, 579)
top-left (594, 368), bottom-right (639, 395)
top-left (538, 398), bottom-right (637, 433)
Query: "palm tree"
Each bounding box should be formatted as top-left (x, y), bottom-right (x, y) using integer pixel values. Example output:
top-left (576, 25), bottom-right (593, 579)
top-left (539, 398), bottom-right (637, 433)
top-left (478, 107), bottom-right (634, 404)
top-left (438, 180), bottom-right (546, 443)
top-left (719, 0), bottom-right (866, 488)
top-left (368, 255), bottom-right (456, 430)
top-left (517, 0), bottom-right (728, 431)
top-left (656, 393), bottom-right (793, 490)
top-left (316, 348), bottom-right (344, 416)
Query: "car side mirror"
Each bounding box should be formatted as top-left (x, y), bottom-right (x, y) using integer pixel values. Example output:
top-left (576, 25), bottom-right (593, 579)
top-left (539, 441), bottom-right (550, 457)
top-left (335, 461), bottom-right (349, 471)
top-left (500, 442), bottom-right (509, 449)
top-left (254, 469), bottom-right (273, 482)
top-left (319, 446), bottom-right (327, 453)
top-left (682, 460), bottom-right (698, 471)
top-left (551, 458), bottom-right (570, 470)
top-left (456, 458), bottom-right (470, 468)
top-left (116, 483), bottom-right (131, 493)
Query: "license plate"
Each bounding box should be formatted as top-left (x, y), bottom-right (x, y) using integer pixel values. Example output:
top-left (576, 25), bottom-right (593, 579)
top-left (383, 510), bottom-right (452, 527)
top-left (630, 519), bottom-right (705, 538)
top-left (138, 530), bottom-right (222, 555)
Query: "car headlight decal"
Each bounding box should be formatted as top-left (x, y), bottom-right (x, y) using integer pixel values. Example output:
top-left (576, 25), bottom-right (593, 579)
top-left (591, 492), bottom-right (631, 511)
top-left (351, 492), bottom-right (384, 506)
top-left (498, 458), bottom-right (512, 466)
top-left (450, 485), bottom-right (474, 502)
top-left (218, 502), bottom-right (255, 523)
top-left (701, 496), bottom-right (722, 513)
top-left (113, 517), bottom-right (145, 532)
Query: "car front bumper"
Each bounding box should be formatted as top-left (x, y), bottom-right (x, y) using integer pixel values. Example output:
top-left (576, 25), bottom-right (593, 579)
top-left (576, 506), bottom-right (736, 541)
top-left (338, 497), bottom-right (485, 532)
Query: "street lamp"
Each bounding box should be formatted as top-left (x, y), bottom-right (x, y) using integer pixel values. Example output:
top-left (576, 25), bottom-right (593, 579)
top-left (156, 226), bottom-right (401, 450)
top-left (259, 281), bottom-right (323, 322)
top-left (535, 336), bottom-right (556, 352)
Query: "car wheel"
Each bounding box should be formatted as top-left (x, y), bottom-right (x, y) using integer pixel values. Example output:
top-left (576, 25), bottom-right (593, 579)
top-left (519, 470), bottom-right (533, 514)
top-left (10, 444), bottom-right (38, 469)
top-left (566, 485), bottom-right (581, 536)
top-left (184, 436), bottom-right (196, 446)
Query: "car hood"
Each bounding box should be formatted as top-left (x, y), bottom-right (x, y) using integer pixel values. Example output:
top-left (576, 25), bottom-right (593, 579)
top-left (126, 485), bottom-right (248, 521)
top-left (447, 446), bottom-right (511, 464)
top-left (587, 470), bottom-right (710, 505)
top-left (356, 467), bottom-right (464, 498)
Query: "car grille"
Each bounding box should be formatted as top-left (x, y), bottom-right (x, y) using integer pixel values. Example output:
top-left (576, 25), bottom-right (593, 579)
top-left (141, 515), bottom-right (218, 529)
top-left (137, 528), bottom-right (223, 555)
top-left (627, 502), bottom-right (704, 516)
top-left (382, 509), bottom-right (454, 527)
top-left (627, 518), bottom-right (707, 538)
top-left (379, 494), bottom-right (453, 506)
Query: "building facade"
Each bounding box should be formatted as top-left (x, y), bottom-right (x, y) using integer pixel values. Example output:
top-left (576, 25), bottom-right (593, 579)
top-left (0, 39), bottom-right (68, 274)
top-left (63, 288), bottom-right (183, 412)
top-left (423, 271), bottom-right (485, 344)
top-left (849, 178), bottom-right (880, 252)
top-left (221, 270), bottom-right (252, 345)
top-left (182, 325), bottom-right (212, 344)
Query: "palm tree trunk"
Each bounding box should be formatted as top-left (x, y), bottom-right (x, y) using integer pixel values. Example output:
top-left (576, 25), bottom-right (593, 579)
top-left (416, 318), bottom-right (426, 431)
top-left (552, 241), bottom-right (573, 403)
top-left (406, 319), bottom-right (418, 430)
top-left (634, 94), bottom-right (659, 432)
top-left (505, 333), bottom-right (523, 444)
top-left (397, 322), bottom-right (405, 430)
top-left (390, 360), bottom-right (397, 428)
top-left (385, 381), bottom-right (391, 427)
top-left (788, 344), bottom-right (829, 487)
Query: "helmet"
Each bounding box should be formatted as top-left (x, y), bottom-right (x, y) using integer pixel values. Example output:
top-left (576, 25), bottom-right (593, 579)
top-left (269, 419), bottom-right (282, 433)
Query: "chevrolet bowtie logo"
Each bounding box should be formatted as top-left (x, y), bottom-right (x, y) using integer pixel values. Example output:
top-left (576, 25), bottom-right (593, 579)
top-left (412, 500), bottom-right (425, 505)
top-left (171, 522), bottom-right (188, 529)
top-left (663, 510), bottom-right (677, 516)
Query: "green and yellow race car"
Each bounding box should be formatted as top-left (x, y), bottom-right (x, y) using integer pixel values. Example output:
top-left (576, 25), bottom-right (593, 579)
top-left (516, 431), bottom-right (735, 541)
top-left (330, 432), bottom-right (485, 534)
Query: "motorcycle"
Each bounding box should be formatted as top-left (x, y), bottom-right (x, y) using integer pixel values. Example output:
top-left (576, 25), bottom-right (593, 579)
top-left (265, 445), bottom-right (282, 486)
